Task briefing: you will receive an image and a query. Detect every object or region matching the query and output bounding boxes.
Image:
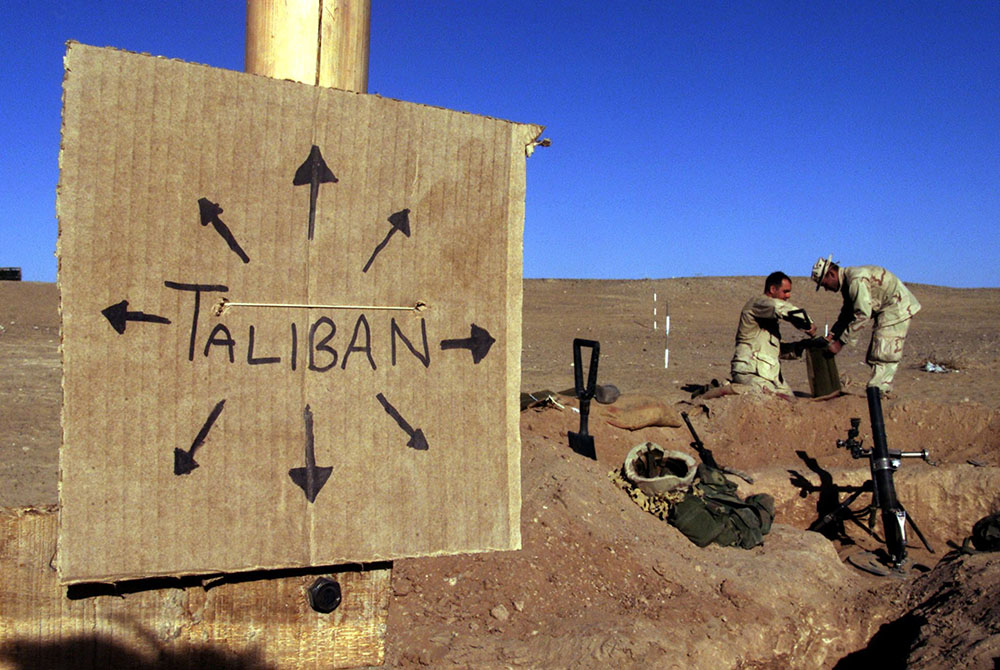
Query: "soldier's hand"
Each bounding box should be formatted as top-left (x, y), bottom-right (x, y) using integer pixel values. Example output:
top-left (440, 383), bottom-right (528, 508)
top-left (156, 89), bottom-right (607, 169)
top-left (805, 323), bottom-right (817, 337)
top-left (827, 339), bottom-right (842, 354)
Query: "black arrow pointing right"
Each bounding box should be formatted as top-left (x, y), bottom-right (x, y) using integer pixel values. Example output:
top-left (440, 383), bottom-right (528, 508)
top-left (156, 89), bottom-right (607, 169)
top-left (362, 209), bottom-right (411, 273)
top-left (101, 300), bottom-right (171, 334)
top-left (440, 323), bottom-right (495, 364)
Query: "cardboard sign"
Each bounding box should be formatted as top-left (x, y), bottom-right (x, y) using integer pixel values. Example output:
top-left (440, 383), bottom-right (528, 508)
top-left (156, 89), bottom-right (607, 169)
top-left (57, 43), bottom-right (542, 583)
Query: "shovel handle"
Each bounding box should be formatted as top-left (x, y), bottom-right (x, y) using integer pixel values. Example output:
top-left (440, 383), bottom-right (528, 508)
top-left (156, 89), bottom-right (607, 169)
top-left (573, 339), bottom-right (600, 400)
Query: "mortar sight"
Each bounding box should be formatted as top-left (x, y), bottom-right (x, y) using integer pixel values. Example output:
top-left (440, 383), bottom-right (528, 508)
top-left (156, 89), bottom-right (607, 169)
top-left (836, 417), bottom-right (864, 458)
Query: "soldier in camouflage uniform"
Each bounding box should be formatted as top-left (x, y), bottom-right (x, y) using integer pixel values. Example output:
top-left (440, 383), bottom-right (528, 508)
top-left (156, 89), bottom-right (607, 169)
top-left (811, 256), bottom-right (921, 393)
top-left (731, 272), bottom-right (816, 395)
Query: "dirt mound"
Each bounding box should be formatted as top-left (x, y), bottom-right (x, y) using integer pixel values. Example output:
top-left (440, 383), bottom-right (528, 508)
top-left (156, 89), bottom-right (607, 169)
top-left (386, 398), bottom-right (1000, 668)
top-left (390, 410), bottom-right (870, 668)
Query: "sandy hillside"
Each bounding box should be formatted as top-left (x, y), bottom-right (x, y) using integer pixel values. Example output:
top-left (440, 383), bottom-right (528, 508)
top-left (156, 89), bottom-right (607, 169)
top-left (1, 277), bottom-right (999, 669)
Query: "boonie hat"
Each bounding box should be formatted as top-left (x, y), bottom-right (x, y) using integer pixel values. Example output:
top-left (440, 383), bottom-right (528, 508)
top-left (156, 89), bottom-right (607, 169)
top-left (811, 255), bottom-right (834, 290)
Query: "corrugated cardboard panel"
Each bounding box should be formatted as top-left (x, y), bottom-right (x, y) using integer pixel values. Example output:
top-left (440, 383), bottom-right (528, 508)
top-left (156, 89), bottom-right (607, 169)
top-left (1, 507), bottom-right (389, 669)
top-left (57, 43), bottom-right (541, 583)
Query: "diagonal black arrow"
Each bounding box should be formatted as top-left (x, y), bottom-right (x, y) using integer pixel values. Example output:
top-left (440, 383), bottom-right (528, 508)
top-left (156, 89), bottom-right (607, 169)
top-left (362, 209), bottom-right (411, 273)
top-left (289, 404), bottom-right (334, 503)
top-left (174, 399), bottom-right (226, 475)
top-left (293, 145), bottom-right (338, 241)
top-left (440, 323), bottom-right (495, 364)
top-left (198, 198), bottom-right (250, 264)
top-left (101, 300), bottom-right (171, 334)
top-left (376, 392), bottom-right (429, 450)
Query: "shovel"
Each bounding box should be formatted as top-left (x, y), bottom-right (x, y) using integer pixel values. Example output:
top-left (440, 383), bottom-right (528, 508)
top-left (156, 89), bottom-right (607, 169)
top-left (568, 338), bottom-right (599, 459)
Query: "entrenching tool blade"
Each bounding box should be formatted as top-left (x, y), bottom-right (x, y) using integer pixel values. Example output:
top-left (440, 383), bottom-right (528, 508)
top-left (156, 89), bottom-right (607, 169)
top-left (568, 339), bottom-right (599, 460)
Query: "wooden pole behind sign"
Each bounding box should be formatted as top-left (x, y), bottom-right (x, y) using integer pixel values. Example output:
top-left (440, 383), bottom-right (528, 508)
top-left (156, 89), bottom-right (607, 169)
top-left (243, 2), bottom-right (389, 667)
top-left (246, 0), bottom-right (371, 91)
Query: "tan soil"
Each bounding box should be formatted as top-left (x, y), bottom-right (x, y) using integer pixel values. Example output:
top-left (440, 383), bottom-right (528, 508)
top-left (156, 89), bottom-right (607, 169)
top-left (2, 277), bottom-right (998, 668)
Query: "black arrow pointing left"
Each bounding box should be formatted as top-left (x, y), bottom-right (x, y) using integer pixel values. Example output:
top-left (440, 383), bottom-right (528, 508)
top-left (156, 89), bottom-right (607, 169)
top-left (174, 399), bottom-right (226, 475)
top-left (198, 197), bottom-right (250, 263)
top-left (376, 393), bottom-right (429, 450)
top-left (101, 300), bottom-right (171, 334)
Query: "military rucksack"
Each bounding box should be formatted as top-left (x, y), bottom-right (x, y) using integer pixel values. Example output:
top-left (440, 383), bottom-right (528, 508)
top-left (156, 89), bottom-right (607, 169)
top-left (668, 464), bottom-right (775, 549)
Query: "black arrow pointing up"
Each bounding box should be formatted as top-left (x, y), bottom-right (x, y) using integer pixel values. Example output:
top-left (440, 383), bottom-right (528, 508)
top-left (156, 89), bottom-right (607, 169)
top-left (440, 323), bottom-right (495, 364)
top-left (293, 145), bottom-right (338, 241)
top-left (101, 300), bottom-right (171, 334)
top-left (289, 404), bottom-right (334, 503)
top-left (376, 393), bottom-right (429, 450)
top-left (362, 209), bottom-right (411, 273)
top-left (198, 198), bottom-right (250, 264)
top-left (174, 399), bottom-right (226, 475)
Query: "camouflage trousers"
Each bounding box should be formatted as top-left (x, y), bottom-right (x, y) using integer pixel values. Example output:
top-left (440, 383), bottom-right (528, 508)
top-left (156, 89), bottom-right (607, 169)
top-left (731, 370), bottom-right (792, 395)
top-left (866, 318), bottom-right (912, 392)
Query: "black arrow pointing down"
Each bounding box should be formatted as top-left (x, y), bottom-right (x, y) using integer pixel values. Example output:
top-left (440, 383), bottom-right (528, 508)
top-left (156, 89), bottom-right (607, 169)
top-left (289, 404), bottom-right (333, 503)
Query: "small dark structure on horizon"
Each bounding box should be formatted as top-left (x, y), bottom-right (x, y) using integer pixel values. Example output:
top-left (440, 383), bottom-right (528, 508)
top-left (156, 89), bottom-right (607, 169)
top-left (0, 267), bottom-right (22, 281)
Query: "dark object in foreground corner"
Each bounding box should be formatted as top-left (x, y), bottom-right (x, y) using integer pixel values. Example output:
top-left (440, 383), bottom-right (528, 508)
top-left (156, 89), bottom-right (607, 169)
top-left (816, 387), bottom-right (936, 575)
top-left (568, 338), bottom-right (599, 460)
top-left (959, 511), bottom-right (1000, 553)
top-left (0, 267), bottom-right (21, 281)
top-left (680, 411), bottom-right (754, 484)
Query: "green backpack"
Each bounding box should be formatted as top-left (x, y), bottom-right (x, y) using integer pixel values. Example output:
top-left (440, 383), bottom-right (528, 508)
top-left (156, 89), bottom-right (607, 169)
top-left (668, 464), bottom-right (775, 549)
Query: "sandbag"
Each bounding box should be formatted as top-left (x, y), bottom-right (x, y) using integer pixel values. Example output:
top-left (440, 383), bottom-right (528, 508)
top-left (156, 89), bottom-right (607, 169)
top-left (604, 394), bottom-right (683, 430)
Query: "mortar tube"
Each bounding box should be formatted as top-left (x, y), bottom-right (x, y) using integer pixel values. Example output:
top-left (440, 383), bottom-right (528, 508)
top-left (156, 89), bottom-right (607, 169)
top-left (866, 386), bottom-right (907, 565)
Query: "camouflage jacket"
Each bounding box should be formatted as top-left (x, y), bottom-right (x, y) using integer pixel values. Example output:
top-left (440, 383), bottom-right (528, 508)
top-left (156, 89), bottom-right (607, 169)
top-left (831, 266), bottom-right (921, 347)
top-left (731, 296), bottom-right (811, 382)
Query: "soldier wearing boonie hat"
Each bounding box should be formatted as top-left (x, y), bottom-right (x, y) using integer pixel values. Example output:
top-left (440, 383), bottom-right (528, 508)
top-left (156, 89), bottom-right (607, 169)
top-left (811, 256), bottom-right (921, 394)
top-left (811, 255), bottom-right (834, 291)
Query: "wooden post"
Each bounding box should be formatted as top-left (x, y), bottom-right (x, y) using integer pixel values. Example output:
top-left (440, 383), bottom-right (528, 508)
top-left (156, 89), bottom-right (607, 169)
top-left (0, 508), bottom-right (390, 669)
top-left (246, 0), bottom-right (371, 91)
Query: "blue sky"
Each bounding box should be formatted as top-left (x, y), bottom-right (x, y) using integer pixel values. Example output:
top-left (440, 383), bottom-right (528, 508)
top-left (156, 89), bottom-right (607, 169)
top-left (3, 1), bottom-right (998, 286)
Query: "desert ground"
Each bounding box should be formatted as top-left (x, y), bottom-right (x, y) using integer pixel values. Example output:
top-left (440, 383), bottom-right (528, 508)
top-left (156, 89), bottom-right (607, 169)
top-left (2, 277), bottom-right (999, 668)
